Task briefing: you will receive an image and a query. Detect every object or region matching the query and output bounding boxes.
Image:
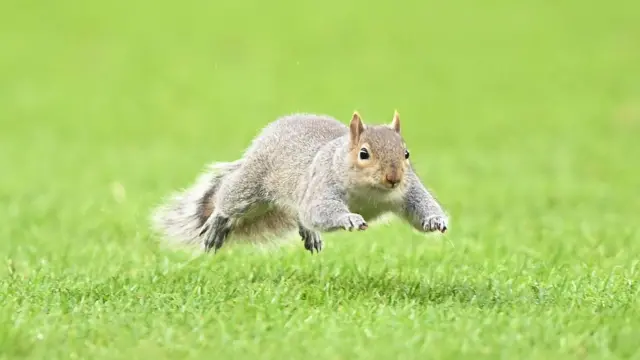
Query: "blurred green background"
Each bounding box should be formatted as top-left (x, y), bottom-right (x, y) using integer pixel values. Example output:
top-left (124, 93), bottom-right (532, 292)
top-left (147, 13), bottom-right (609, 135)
top-left (1, 0), bottom-right (639, 358)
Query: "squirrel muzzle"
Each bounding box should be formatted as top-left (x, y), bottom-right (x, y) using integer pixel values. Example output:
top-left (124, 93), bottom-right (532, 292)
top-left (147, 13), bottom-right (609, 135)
top-left (383, 168), bottom-right (403, 188)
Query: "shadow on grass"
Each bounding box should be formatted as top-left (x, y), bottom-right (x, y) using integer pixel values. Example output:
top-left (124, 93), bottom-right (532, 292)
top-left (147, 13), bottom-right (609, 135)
top-left (283, 271), bottom-right (514, 308)
top-left (6, 264), bottom-right (526, 311)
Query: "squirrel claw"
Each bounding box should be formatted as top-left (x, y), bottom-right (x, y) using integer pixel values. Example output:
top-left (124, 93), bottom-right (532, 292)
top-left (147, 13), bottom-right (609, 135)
top-left (339, 213), bottom-right (368, 232)
top-left (198, 224), bottom-right (210, 237)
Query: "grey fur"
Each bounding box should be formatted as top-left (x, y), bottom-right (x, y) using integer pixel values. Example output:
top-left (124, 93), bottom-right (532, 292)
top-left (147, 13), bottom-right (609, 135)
top-left (150, 112), bottom-right (449, 254)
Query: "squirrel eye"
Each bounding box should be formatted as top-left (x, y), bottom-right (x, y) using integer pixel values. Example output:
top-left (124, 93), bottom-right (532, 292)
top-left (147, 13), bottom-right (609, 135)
top-left (359, 148), bottom-right (370, 160)
top-left (404, 150), bottom-right (410, 159)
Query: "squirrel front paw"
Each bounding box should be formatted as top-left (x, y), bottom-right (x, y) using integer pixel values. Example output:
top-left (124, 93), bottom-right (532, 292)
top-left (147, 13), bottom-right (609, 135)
top-left (422, 215), bottom-right (448, 233)
top-left (338, 213), bottom-right (368, 231)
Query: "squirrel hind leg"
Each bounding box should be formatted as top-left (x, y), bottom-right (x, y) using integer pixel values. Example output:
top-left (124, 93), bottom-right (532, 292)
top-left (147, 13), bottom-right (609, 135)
top-left (200, 206), bottom-right (299, 252)
top-left (201, 164), bottom-right (299, 252)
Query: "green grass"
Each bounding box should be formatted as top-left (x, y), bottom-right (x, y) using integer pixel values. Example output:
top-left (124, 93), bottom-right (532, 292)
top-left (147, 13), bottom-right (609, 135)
top-left (1, 0), bottom-right (640, 358)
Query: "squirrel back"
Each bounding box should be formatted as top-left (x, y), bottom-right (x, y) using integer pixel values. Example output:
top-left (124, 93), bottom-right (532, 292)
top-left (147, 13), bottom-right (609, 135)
top-left (151, 111), bottom-right (448, 252)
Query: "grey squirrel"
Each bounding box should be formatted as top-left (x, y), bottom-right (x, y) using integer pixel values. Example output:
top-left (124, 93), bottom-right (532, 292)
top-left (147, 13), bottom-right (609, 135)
top-left (151, 111), bottom-right (449, 254)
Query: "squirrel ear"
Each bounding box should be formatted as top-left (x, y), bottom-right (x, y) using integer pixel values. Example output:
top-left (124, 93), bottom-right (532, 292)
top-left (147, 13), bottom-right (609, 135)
top-left (391, 110), bottom-right (401, 133)
top-left (349, 111), bottom-right (365, 145)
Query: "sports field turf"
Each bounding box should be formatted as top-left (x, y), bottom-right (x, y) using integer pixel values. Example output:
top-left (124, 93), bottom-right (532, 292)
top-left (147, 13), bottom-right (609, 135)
top-left (1, 0), bottom-right (639, 358)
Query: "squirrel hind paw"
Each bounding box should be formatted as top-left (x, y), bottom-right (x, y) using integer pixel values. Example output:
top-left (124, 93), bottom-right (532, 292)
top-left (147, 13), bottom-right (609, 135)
top-left (201, 215), bottom-right (232, 253)
top-left (299, 227), bottom-right (323, 254)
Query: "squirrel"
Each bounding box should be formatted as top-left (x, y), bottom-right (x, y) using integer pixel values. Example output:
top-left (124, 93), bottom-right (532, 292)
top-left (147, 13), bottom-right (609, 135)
top-left (151, 110), bottom-right (449, 254)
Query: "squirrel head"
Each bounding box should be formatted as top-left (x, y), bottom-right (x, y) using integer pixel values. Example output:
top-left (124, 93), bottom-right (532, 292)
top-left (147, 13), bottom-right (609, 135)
top-left (347, 110), bottom-right (410, 192)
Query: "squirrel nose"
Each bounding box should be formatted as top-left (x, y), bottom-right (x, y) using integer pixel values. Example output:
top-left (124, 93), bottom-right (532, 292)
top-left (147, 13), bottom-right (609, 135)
top-left (385, 174), bottom-right (400, 187)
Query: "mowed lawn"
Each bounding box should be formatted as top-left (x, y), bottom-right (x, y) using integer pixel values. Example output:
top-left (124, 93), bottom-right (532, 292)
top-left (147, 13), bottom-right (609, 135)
top-left (1, 0), bottom-right (640, 358)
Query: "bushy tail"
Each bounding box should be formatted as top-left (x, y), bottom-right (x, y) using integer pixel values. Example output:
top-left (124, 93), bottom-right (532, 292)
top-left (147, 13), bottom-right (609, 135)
top-left (150, 160), bottom-right (243, 246)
